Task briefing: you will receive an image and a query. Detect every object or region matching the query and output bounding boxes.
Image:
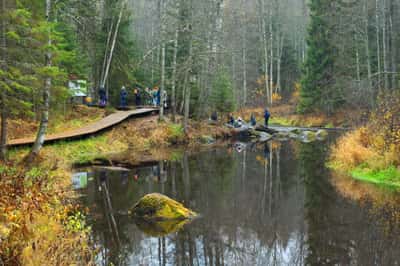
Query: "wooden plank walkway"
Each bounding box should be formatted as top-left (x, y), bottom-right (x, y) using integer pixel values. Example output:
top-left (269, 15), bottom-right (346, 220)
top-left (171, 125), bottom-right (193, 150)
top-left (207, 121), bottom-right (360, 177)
top-left (8, 108), bottom-right (158, 147)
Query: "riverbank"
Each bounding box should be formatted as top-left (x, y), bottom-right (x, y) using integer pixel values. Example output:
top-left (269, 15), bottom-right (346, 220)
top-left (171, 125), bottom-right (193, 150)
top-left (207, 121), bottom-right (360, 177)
top-left (235, 104), bottom-right (364, 128)
top-left (329, 127), bottom-right (400, 189)
top-left (1, 112), bottom-right (232, 264)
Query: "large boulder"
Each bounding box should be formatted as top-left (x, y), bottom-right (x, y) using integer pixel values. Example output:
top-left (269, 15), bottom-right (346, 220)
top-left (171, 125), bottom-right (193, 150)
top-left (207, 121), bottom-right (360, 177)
top-left (131, 193), bottom-right (197, 221)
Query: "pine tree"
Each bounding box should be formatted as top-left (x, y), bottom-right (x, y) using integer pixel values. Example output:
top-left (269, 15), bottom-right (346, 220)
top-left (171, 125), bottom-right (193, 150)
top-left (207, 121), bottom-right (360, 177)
top-left (299, 0), bottom-right (340, 114)
top-left (0, 2), bottom-right (35, 161)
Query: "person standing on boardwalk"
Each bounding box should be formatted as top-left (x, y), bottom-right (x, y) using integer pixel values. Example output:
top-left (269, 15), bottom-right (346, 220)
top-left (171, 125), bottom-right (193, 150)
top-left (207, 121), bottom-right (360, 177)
top-left (264, 108), bottom-right (271, 127)
top-left (152, 87), bottom-right (158, 106)
top-left (120, 86), bottom-right (128, 108)
top-left (99, 86), bottom-right (107, 107)
top-left (134, 88), bottom-right (141, 106)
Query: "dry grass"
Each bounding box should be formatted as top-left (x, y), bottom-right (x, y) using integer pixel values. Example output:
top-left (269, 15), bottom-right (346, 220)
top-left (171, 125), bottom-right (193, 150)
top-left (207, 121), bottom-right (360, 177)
top-left (0, 164), bottom-right (94, 265)
top-left (330, 127), bottom-right (375, 171)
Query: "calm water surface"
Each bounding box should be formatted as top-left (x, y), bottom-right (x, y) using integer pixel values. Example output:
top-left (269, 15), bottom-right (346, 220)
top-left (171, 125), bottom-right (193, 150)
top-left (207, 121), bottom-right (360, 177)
top-left (75, 138), bottom-right (400, 266)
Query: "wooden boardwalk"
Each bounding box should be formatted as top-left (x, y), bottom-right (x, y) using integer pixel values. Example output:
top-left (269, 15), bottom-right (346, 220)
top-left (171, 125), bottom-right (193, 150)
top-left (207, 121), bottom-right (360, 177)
top-left (8, 108), bottom-right (158, 147)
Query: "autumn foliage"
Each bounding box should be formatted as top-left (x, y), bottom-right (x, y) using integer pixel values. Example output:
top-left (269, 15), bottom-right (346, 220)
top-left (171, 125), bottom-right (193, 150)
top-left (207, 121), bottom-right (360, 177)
top-left (331, 91), bottom-right (400, 173)
top-left (0, 164), bottom-right (93, 265)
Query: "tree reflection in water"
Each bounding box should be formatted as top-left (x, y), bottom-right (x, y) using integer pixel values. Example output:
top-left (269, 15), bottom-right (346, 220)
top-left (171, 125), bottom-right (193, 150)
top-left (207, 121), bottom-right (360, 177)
top-left (78, 139), bottom-right (400, 266)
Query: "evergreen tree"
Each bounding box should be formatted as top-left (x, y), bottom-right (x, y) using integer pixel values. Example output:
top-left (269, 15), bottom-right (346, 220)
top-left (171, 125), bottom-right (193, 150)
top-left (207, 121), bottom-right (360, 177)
top-left (211, 69), bottom-right (235, 113)
top-left (0, 2), bottom-right (35, 160)
top-left (299, 0), bottom-right (342, 114)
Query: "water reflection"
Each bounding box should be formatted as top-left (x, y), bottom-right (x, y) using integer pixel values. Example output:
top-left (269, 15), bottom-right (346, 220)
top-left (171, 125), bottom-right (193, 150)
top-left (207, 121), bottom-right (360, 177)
top-left (77, 139), bottom-right (400, 266)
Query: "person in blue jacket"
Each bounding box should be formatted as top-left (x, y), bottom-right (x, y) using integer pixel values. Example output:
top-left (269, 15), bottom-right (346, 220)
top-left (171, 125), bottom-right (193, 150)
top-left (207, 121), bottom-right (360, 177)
top-left (120, 86), bottom-right (128, 108)
top-left (264, 108), bottom-right (271, 127)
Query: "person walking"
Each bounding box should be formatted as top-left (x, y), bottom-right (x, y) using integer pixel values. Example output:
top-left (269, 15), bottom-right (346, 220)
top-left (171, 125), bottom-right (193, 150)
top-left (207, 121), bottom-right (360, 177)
top-left (120, 86), bottom-right (128, 108)
top-left (264, 108), bottom-right (271, 127)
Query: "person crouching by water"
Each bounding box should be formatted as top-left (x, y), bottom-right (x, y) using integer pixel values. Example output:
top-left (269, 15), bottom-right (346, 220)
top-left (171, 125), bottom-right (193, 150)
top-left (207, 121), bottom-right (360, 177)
top-left (228, 113), bottom-right (235, 125)
top-left (120, 86), bottom-right (128, 108)
top-left (134, 88), bottom-right (141, 107)
top-left (211, 111), bottom-right (218, 122)
top-left (264, 108), bottom-right (271, 127)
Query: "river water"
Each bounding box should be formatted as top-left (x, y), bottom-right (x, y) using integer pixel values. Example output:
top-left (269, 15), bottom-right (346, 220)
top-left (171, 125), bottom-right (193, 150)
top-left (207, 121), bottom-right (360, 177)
top-left (74, 137), bottom-right (400, 266)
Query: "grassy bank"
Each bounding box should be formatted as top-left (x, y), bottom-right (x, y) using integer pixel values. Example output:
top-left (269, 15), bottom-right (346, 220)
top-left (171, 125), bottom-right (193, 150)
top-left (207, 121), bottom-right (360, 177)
top-left (329, 126), bottom-right (400, 189)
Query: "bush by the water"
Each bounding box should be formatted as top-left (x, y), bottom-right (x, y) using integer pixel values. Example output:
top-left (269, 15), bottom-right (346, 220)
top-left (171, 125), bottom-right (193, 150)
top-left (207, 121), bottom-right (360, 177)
top-left (330, 91), bottom-right (400, 187)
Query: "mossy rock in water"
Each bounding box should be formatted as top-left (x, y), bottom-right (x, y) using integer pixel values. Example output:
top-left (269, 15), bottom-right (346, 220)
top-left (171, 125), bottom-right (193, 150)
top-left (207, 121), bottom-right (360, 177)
top-left (134, 218), bottom-right (191, 237)
top-left (131, 193), bottom-right (197, 221)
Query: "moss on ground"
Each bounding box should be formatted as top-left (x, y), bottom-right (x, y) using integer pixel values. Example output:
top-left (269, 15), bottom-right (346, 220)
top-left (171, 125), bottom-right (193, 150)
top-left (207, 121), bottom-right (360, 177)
top-left (351, 166), bottom-right (400, 189)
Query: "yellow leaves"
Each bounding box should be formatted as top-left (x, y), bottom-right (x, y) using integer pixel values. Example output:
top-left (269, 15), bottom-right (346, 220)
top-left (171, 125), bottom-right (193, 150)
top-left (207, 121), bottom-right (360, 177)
top-left (272, 92), bottom-right (282, 103)
top-left (0, 164), bottom-right (93, 265)
top-left (0, 223), bottom-right (11, 240)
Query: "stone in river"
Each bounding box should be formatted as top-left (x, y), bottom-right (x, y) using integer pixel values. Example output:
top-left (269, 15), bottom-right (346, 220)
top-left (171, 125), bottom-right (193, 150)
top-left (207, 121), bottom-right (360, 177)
top-left (131, 193), bottom-right (197, 221)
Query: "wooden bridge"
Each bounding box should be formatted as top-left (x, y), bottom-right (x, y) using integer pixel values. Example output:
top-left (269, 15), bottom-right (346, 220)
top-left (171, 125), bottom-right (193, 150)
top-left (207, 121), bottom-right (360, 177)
top-left (8, 108), bottom-right (158, 147)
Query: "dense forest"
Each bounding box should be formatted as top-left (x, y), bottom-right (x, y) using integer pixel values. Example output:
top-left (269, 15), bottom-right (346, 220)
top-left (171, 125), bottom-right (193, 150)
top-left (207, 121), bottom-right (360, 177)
top-left (1, 0), bottom-right (400, 264)
top-left (1, 0), bottom-right (400, 159)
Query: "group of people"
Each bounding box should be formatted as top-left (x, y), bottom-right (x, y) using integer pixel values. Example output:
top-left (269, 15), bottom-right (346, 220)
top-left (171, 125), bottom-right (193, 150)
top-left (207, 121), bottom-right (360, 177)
top-left (97, 85), bottom-right (167, 108)
top-left (227, 109), bottom-right (271, 128)
top-left (120, 86), bottom-right (142, 108)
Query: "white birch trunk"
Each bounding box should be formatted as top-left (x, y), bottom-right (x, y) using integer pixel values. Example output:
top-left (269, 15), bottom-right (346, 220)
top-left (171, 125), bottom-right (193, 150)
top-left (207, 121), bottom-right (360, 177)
top-left (30, 0), bottom-right (52, 158)
top-left (101, 0), bottom-right (126, 89)
top-left (269, 3), bottom-right (274, 105)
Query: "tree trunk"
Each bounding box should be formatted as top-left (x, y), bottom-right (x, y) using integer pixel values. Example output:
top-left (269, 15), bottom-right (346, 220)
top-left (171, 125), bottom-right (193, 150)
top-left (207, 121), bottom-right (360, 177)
top-left (101, 0), bottom-right (126, 89)
top-left (0, 93), bottom-right (6, 161)
top-left (269, 3), bottom-right (274, 105)
top-left (277, 34), bottom-right (284, 93)
top-left (375, 0), bottom-right (381, 89)
top-left (171, 29), bottom-right (178, 122)
top-left (183, 25), bottom-right (193, 134)
top-left (100, 21), bottom-right (114, 89)
top-left (0, 0), bottom-right (7, 161)
top-left (356, 46), bottom-right (361, 91)
top-left (364, 0), bottom-right (373, 103)
top-left (382, 0), bottom-right (389, 90)
top-left (389, 0), bottom-right (397, 89)
top-left (259, 0), bottom-right (270, 107)
top-left (28, 0), bottom-right (52, 159)
top-left (159, 0), bottom-right (166, 121)
top-left (241, 4), bottom-right (247, 107)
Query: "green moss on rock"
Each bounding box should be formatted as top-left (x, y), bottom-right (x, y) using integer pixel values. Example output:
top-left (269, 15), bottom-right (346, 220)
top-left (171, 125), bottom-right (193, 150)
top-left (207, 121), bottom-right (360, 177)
top-left (131, 193), bottom-right (197, 221)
